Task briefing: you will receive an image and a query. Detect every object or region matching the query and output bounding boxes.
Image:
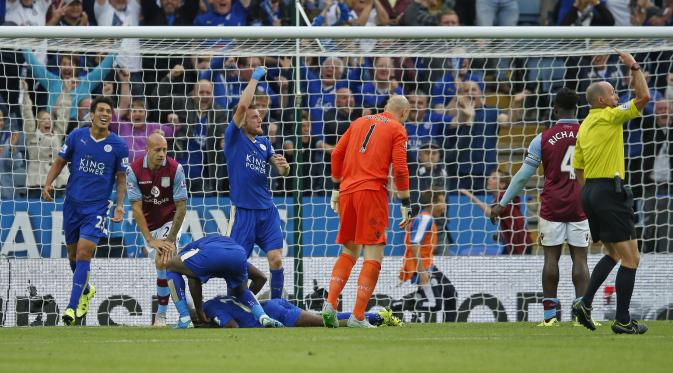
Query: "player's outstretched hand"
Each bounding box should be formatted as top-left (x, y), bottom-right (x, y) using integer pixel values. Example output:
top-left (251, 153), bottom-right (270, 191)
top-left (330, 190), bottom-right (340, 214)
top-left (42, 184), bottom-right (54, 202)
top-left (489, 203), bottom-right (505, 224)
top-left (112, 206), bottom-right (124, 223)
top-left (251, 66), bottom-right (267, 81)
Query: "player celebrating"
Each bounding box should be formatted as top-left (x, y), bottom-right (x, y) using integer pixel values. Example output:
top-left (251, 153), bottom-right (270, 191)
top-left (126, 132), bottom-right (188, 327)
top-left (164, 235), bottom-right (284, 329)
top-left (490, 88), bottom-right (591, 326)
top-left (202, 295), bottom-right (401, 328)
top-left (322, 95), bottom-right (412, 328)
top-left (42, 96), bottom-right (129, 326)
top-left (224, 66), bottom-right (290, 299)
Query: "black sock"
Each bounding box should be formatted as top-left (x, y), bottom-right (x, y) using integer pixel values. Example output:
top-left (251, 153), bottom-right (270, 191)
top-left (583, 255), bottom-right (617, 307)
top-left (615, 266), bottom-right (637, 324)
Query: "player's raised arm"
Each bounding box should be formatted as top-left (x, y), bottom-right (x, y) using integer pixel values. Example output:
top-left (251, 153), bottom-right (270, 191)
top-left (232, 66), bottom-right (267, 128)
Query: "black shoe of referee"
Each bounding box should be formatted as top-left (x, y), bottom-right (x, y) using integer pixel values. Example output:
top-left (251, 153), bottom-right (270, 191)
top-left (572, 298), bottom-right (596, 331)
top-left (612, 320), bottom-right (648, 335)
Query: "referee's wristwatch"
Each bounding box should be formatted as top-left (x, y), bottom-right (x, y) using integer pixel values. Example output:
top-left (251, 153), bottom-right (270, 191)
top-left (630, 63), bottom-right (641, 71)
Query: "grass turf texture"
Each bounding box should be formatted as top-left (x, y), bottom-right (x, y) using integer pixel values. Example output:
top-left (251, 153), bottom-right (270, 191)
top-left (2, 322), bottom-right (672, 373)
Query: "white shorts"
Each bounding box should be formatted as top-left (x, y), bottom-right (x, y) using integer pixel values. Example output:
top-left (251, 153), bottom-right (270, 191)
top-left (144, 221), bottom-right (182, 259)
top-left (538, 217), bottom-right (590, 247)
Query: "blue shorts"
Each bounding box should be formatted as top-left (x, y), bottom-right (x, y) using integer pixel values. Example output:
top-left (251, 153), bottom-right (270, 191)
top-left (227, 205), bottom-right (283, 257)
top-left (179, 243), bottom-right (248, 289)
top-left (63, 199), bottom-right (111, 245)
top-left (260, 299), bottom-right (301, 327)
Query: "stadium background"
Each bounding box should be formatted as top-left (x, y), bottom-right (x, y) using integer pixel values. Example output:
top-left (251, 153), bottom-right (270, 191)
top-left (1, 0), bottom-right (673, 327)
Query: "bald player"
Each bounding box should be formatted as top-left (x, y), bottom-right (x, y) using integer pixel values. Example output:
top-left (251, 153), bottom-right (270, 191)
top-left (322, 95), bottom-right (412, 328)
top-left (572, 50), bottom-right (650, 334)
top-left (127, 132), bottom-right (188, 327)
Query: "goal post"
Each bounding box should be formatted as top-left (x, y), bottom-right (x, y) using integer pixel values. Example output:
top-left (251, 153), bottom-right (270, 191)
top-left (1, 26), bottom-right (673, 326)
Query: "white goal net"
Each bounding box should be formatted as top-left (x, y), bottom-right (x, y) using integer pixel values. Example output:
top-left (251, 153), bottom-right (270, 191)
top-left (1, 27), bottom-right (673, 326)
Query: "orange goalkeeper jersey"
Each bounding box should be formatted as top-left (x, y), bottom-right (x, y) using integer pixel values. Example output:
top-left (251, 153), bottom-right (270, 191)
top-left (331, 111), bottom-right (410, 194)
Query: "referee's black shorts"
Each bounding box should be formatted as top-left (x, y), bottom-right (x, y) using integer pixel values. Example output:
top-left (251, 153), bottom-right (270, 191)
top-left (581, 179), bottom-right (637, 243)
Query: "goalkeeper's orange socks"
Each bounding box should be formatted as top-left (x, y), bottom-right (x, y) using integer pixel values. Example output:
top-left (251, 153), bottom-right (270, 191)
top-left (327, 253), bottom-right (356, 308)
top-left (353, 260), bottom-right (381, 321)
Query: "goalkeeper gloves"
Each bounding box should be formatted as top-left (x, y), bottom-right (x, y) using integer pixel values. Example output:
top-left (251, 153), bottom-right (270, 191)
top-left (399, 197), bottom-right (411, 228)
top-left (252, 66), bottom-right (267, 81)
top-left (330, 190), bottom-right (340, 214)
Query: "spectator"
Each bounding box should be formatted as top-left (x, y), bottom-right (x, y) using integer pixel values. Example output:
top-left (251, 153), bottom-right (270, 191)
top-left (154, 66), bottom-right (227, 193)
top-left (111, 99), bottom-right (178, 163)
top-left (194, 0), bottom-right (250, 26)
top-left (71, 96), bottom-right (92, 131)
top-left (306, 57), bottom-right (347, 138)
top-left (47, 0), bottom-right (89, 26)
top-left (667, 73), bottom-right (673, 102)
top-left (430, 55), bottom-right (483, 113)
top-left (312, 0), bottom-right (353, 26)
top-left (20, 80), bottom-right (69, 196)
top-left (404, 90), bottom-right (445, 162)
top-left (141, 0), bottom-right (199, 25)
top-left (6, 0), bottom-right (50, 26)
top-left (641, 99), bottom-right (673, 252)
top-left (378, 0), bottom-right (411, 24)
top-left (356, 57), bottom-right (402, 112)
top-left (605, 0), bottom-right (631, 26)
top-left (459, 170), bottom-right (532, 255)
top-left (399, 0), bottom-right (440, 26)
top-left (0, 107), bottom-right (25, 200)
top-left (438, 8), bottom-right (460, 25)
top-left (249, 0), bottom-right (292, 25)
top-left (476, 0), bottom-right (518, 26)
top-left (296, 111), bottom-right (320, 193)
top-left (94, 0), bottom-right (143, 96)
top-left (641, 4), bottom-right (670, 26)
top-left (576, 54), bottom-right (623, 101)
top-left (559, 0), bottom-right (615, 26)
top-left (348, 0), bottom-right (390, 52)
top-left (22, 50), bottom-right (115, 120)
top-left (311, 86), bottom-right (362, 191)
top-left (450, 80), bottom-right (508, 191)
top-left (410, 141), bottom-right (448, 207)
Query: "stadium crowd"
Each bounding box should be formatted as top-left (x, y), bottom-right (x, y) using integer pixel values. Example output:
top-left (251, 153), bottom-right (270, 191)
top-left (1, 0), bottom-right (672, 254)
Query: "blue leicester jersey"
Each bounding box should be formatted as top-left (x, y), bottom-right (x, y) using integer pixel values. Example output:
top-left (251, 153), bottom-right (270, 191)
top-left (58, 128), bottom-right (129, 203)
top-left (204, 296), bottom-right (260, 328)
top-left (224, 121), bottom-right (275, 209)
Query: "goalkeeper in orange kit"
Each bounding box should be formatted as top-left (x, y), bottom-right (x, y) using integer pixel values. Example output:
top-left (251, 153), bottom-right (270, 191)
top-left (321, 95), bottom-right (412, 328)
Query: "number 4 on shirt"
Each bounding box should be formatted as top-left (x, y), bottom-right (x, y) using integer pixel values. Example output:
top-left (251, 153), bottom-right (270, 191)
top-left (560, 145), bottom-right (576, 180)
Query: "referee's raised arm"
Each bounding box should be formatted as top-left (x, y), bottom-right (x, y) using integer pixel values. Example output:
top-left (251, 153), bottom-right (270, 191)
top-left (615, 49), bottom-right (651, 111)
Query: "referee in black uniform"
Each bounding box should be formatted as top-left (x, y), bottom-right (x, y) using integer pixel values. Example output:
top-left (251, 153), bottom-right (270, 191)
top-left (572, 50), bottom-right (650, 334)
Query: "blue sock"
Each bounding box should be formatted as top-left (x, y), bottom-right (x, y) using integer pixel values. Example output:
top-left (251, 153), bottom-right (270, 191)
top-left (69, 260), bottom-right (89, 295)
top-left (542, 298), bottom-right (559, 321)
top-left (67, 260), bottom-right (90, 310)
top-left (156, 269), bottom-right (170, 315)
top-left (167, 271), bottom-right (189, 318)
top-left (270, 268), bottom-right (284, 299)
top-left (236, 288), bottom-right (265, 321)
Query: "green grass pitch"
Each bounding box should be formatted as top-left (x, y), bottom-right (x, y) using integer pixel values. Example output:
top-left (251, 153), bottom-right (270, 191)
top-left (2, 322), bottom-right (673, 373)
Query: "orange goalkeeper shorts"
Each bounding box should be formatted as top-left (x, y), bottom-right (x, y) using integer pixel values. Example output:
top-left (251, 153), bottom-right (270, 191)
top-left (336, 189), bottom-right (389, 245)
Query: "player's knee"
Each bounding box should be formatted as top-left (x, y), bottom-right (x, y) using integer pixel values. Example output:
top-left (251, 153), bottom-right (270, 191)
top-left (76, 248), bottom-right (93, 261)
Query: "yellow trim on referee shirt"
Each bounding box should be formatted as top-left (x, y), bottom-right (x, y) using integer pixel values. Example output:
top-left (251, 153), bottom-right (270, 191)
top-left (573, 99), bottom-right (642, 179)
